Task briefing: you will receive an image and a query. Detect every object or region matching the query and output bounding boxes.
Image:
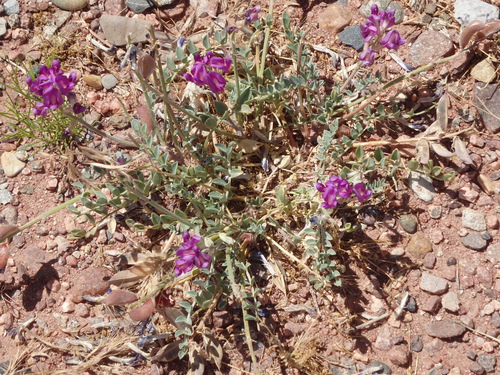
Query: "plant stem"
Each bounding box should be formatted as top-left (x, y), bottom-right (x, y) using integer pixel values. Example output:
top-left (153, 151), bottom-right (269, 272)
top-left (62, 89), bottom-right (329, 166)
top-left (65, 113), bottom-right (137, 148)
top-left (257, 0), bottom-right (274, 82)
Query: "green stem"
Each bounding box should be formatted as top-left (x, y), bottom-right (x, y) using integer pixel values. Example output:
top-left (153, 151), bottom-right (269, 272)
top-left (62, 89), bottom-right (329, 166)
top-left (257, 0), bottom-right (274, 82)
top-left (65, 113), bottom-right (137, 148)
top-left (1, 193), bottom-right (90, 242)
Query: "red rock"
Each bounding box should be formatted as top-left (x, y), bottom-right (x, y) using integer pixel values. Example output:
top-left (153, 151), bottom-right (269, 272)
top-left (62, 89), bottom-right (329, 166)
top-left (422, 295), bottom-right (441, 313)
top-left (70, 267), bottom-right (111, 303)
top-left (66, 255), bottom-right (78, 268)
top-left (388, 347), bottom-right (410, 367)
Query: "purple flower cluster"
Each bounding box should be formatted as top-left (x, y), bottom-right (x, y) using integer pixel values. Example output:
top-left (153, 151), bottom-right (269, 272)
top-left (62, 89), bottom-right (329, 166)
top-left (184, 52), bottom-right (232, 94)
top-left (359, 4), bottom-right (405, 65)
top-left (174, 232), bottom-right (211, 276)
top-left (26, 60), bottom-right (85, 117)
top-left (244, 5), bottom-right (261, 25)
top-left (316, 176), bottom-right (373, 209)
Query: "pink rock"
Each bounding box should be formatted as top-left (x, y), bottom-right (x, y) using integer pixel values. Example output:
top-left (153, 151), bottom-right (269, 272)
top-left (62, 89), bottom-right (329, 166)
top-left (70, 267), bottom-right (111, 303)
top-left (66, 255), bottom-right (78, 268)
top-left (86, 91), bottom-right (101, 105)
top-left (487, 215), bottom-right (499, 230)
top-left (104, 0), bottom-right (125, 15)
top-left (94, 100), bottom-right (110, 115)
top-left (109, 98), bottom-right (122, 114)
top-left (45, 177), bottom-right (58, 191)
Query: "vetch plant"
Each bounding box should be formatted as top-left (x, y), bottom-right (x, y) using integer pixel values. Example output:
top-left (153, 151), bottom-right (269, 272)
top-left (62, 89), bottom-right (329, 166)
top-left (26, 59), bottom-right (85, 117)
top-left (174, 231), bottom-right (211, 276)
top-left (359, 4), bottom-right (405, 65)
top-left (183, 51), bottom-right (232, 94)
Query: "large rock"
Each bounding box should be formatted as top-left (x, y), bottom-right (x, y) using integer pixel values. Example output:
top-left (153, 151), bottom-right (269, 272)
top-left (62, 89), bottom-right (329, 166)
top-left (475, 83), bottom-right (500, 133)
top-left (1, 151), bottom-right (26, 177)
top-left (318, 3), bottom-right (352, 34)
top-left (408, 31), bottom-right (453, 67)
top-left (100, 14), bottom-right (154, 46)
top-left (406, 233), bottom-right (432, 259)
top-left (425, 320), bottom-right (466, 338)
top-left (70, 267), bottom-right (111, 303)
top-left (454, 0), bottom-right (499, 26)
top-left (420, 272), bottom-right (448, 295)
top-left (462, 208), bottom-right (487, 231)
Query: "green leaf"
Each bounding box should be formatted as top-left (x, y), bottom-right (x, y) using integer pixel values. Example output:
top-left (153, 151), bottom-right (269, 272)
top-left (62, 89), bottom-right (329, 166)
top-left (202, 35), bottom-right (211, 50)
top-left (219, 233), bottom-right (234, 245)
top-left (240, 104), bottom-right (252, 114)
top-left (214, 101), bottom-right (228, 115)
top-left (355, 146), bottom-right (364, 161)
top-left (408, 159), bottom-right (420, 171)
top-left (283, 12), bottom-right (291, 29)
top-left (374, 148), bottom-right (384, 162)
top-left (237, 86), bottom-right (252, 106)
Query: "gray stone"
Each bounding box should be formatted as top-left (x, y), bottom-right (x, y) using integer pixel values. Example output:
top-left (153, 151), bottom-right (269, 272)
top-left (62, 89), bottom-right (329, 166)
top-left (102, 74), bottom-right (118, 90)
top-left (366, 361), bottom-right (392, 375)
top-left (425, 319), bottom-right (466, 338)
top-left (426, 369), bottom-right (441, 375)
top-left (408, 171), bottom-right (435, 202)
top-left (429, 206), bottom-right (442, 219)
top-left (485, 243), bottom-right (500, 264)
top-left (109, 115), bottom-right (130, 130)
top-left (0, 190), bottom-right (12, 205)
top-left (399, 214), bottom-right (417, 233)
top-left (4, 0), bottom-right (20, 15)
top-left (100, 14), bottom-right (154, 46)
top-left (406, 233), bottom-right (432, 260)
top-left (462, 208), bottom-right (487, 231)
top-left (461, 232), bottom-right (488, 250)
top-left (153, 0), bottom-right (175, 5)
top-left (125, 0), bottom-right (154, 13)
top-left (410, 336), bottom-right (423, 352)
top-left (405, 296), bottom-right (417, 313)
top-left (339, 26), bottom-right (365, 52)
top-left (477, 354), bottom-right (496, 373)
top-left (491, 171), bottom-right (500, 181)
top-left (0, 19), bottom-right (7, 37)
top-left (420, 272), bottom-right (448, 295)
top-left (51, 0), bottom-right (88, 11)
top-left (475, 84), bottom-right (500, 134)
top-left (441, 292), bottom-right (460, 312)
top-left (408, 31), bottom-right (454, 67)
top-left (359, 0), bottom-right (404, 23)
top-left (1, 152), bottom-right (26, 177)
top-left (454, 0), bottom-right (499, 26)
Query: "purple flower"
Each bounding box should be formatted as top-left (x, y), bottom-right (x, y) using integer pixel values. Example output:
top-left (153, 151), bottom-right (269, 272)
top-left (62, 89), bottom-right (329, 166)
top-left (359, 4), bottom-right (404, 65)
top-left (174, 232), bottom-right (211, 276)
top-left (353, 183), bottom-right (373, 203)
top-left (184, 52), bottom-right (232, 93)
top-left (381, 29), bottom-right (405, 51)
top-left (26, 59), bottom-right (78, 117)
top-left (244, 5), bottom-right (261, 25)
top-left (360, 48), bottom-right (376, 65)
top-left (226, 26), bottom-right (238, 33)
top-left (316, 176), bottom-right (353, 209)
top-left (379, 8), bottom-right (395, 31)
top-left (360, 20), bottom-right (379, 43)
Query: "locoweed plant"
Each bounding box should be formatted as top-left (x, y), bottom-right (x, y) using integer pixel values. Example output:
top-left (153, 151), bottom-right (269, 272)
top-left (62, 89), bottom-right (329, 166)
top-left (0, 58), bottom-right (85, 152)
top-left (3, 1), bottom-right (473, 372)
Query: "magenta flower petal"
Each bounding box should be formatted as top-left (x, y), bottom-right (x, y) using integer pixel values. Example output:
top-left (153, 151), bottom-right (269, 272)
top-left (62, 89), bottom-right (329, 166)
top-left (360, 48), bottom-right (376, 65)
top-left (381, 29), bottom-right (405, 51)
top-left (174, 232), bottom-right (211, 276)
top-left (353, 183), bottom-right (373, 203)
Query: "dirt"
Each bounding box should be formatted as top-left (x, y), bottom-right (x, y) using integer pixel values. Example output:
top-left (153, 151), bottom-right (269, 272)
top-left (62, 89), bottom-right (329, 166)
top-left (0, 0), bottom-right (499, 374)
